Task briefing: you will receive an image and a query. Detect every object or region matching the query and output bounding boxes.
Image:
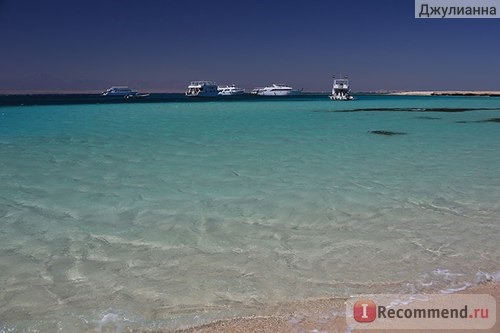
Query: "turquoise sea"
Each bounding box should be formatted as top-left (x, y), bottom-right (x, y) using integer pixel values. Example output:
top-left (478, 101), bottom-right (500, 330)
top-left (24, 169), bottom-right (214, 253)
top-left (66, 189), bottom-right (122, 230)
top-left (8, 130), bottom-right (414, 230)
top-left (1, 95), bottom-right (499, 331)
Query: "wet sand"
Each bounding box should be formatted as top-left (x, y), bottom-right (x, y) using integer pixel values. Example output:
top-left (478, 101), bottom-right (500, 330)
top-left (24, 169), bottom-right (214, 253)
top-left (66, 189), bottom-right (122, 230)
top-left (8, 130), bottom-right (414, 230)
top-left (173, 282), bottom-right (499, 333)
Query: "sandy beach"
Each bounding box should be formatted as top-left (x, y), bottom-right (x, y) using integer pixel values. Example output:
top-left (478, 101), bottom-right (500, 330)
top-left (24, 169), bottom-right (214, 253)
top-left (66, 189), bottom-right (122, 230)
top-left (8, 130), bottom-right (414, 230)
top-left (173, 282), bottom-right (499, 333)
top-left (389, 91), bottom-right (500, 97)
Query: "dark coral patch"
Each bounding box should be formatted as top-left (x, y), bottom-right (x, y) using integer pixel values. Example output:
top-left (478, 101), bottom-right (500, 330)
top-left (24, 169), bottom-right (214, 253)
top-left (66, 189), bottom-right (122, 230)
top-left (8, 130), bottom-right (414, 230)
top-left (314, 107), bottom-right (500, 113)
top-left (456, 118), bottom-right (500, 123)
top-left (482, 118), bottom-right (500, 123)
top-left (341, 108), bottom-right (482, 113)
top-left (369, 130), bottom-right (407, 136)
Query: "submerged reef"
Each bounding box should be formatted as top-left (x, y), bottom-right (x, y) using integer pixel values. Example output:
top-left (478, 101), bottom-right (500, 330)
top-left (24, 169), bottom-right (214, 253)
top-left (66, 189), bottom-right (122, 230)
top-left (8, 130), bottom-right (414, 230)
top-left (369, 130), bottom-right (407, 136)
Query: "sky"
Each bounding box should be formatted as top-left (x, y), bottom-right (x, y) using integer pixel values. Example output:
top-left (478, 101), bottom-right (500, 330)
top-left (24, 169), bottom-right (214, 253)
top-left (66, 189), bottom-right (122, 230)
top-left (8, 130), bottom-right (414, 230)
top-left (0, 0), bottom-right (499, 93)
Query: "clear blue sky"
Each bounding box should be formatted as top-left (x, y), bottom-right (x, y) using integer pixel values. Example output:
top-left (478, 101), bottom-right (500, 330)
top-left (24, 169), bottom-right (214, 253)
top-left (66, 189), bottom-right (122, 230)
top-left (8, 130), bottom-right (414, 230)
top-left (1, 0), bottom-right (499, 92)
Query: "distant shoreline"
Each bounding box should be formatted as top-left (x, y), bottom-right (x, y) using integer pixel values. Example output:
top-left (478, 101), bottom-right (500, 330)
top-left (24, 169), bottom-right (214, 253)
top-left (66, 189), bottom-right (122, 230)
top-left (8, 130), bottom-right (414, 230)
top-left (0, 92), bottom-right (330, 107)
top-left (387, 91), bottom-right (500, 97)
top-left (1, 90), bottom-right (500, 97)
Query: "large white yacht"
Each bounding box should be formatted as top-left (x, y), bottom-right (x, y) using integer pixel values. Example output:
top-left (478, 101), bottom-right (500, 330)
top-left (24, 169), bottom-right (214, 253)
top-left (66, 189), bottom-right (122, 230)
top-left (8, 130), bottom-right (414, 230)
top-left (218, 84), bottom-right (245, 96)
top-left (102, 86), bottom-right (138, 97)
top-left (252, 84), bottom-right (302, 96)
top-left (185, 81), bottom-right (219, 97)
top-left (329, 76), bottom-right (354, 101)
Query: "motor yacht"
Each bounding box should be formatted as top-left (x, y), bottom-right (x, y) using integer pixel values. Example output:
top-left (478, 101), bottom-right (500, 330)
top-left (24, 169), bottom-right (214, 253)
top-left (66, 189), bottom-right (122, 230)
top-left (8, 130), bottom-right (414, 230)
top-left (185, 81), bottom-right (219, 97)
top-left (329, 76), bottom-right (354, 100)
top-left (102, 86), bottom-right (138, 97)
top-left (218, 84), bottom-right (245, 96)
top-left (252, 84), bottom-right (301, 96)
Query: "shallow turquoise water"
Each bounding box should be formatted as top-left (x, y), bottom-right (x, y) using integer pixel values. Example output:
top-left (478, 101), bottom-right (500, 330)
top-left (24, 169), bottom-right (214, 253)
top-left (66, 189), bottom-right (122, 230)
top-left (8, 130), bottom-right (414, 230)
top-left (1, 96), bottom-right (500, 331)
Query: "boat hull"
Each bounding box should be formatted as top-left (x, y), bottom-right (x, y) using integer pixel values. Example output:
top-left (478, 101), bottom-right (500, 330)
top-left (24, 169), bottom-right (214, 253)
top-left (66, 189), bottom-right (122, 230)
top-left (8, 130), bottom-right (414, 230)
top-left (257, 91), bottom-right (301, 96)
top-left (329, 95), bottom-right (354, 101)
top-left (218, 91), bottom-right (245, 96)
top-left (185, 91), bottom-right (219, 97)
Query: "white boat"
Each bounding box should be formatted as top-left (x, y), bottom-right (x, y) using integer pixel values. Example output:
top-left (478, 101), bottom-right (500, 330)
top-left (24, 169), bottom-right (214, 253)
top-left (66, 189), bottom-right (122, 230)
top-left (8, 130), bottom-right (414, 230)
top-left (252, 84), bottom-right (302, 96)
top-left (185, 81), bottom-right (219, 97)
top-left (329, 76), bottom-right (354, 101)
top-left (218, 84), bottom-right (245, 96)
top-left (102, 86), bottom-right (138, 97)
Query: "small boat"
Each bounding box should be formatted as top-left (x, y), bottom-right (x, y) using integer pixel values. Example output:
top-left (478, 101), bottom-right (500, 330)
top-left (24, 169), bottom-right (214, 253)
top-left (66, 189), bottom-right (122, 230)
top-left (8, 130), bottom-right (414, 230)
top-left (218, 84), bottom-right (245, 96)
top-left (329, 76), bottom-right (354, 101)
top-left (102, 86), bottom-right (138, 97)
top-left (185, 81), bottom-right (219, 97)
top-left (252, 84), bottom-right (302, 96)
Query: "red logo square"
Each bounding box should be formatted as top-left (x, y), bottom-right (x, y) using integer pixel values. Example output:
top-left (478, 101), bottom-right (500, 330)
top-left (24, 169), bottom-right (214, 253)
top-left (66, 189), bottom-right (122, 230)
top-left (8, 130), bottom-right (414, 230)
top-left (354, 299), bottom-right (377, 322)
